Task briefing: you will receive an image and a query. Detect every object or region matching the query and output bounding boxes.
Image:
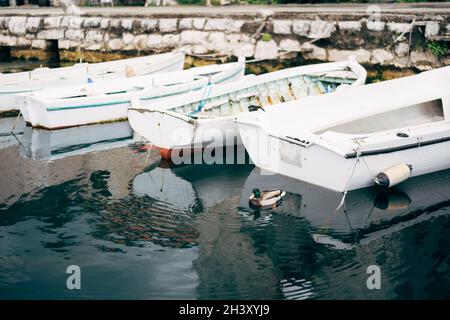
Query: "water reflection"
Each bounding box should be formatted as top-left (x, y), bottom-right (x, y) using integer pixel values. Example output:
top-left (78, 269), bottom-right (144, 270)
top-left (19, 122), bottom-right (133, 160)
top-left (0, 60), bottom-right (74, 74)
top-left (135, 162), bottom-right (278, 299)
top-left (239, 167), bottom-right (450, 299)
top-left (133, 160), bottom-right (252, 212)
top-left (0, 116), bottom-right (25, 150)
top-left (1, 118), bottom-right (450, 298)
top-left (122, 161), bottom-right (253, 248)
top-left (0, 122), bottom-right (152, 209)
top-left (0, 120), bottom-right (203, 299)
top-left (240, 167), bottom-right (450, 248)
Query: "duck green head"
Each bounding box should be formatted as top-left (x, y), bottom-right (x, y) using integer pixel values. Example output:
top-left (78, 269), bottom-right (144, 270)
top-left (252, 188), bottom-right (261, 199)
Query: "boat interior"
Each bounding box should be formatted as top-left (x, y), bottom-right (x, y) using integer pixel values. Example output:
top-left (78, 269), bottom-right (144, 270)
top-left (316, 98), bottom-right (445, 135)
top-left (171, 69), bottom-right (358, 119)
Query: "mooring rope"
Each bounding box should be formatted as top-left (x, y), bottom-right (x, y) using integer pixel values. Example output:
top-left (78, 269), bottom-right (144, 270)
top-left (360, 153), bottom-right (375, 180)
top-left (334, 138), bottom-right (379, 214)
top-left (10, 110), bottom-right (22, 134)
top-left (188, 77), bottom-right (213, 117)
top-left (354, 137), bottom-right (377, 180)
top-left (144, 143), bottom-right (153, 168)
top-left (334, 148), bottom-right (361, 213)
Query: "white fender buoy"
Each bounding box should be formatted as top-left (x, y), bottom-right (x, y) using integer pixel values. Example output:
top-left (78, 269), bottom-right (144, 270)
top-left (374, 163), bottom-right (412, 188)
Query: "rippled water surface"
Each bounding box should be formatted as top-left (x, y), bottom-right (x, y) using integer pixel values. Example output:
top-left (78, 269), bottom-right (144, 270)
top-left (1, 61), bottom-right (450, 299)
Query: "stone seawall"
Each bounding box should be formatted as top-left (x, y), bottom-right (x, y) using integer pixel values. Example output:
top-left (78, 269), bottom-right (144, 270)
top-left (0, 6), bottom-right (449, 71)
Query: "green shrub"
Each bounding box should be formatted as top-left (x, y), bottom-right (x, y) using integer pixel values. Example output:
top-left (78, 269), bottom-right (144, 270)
top-left (261, 33), bottom-right (272, 41)
top-left (427, 41), bottom-right (448, 58)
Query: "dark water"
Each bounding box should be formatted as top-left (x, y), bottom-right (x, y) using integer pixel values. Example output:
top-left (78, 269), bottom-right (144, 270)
top-left (0, 60), bottom-right (75, 74)
top-left (1, 62), bottom-right (450, 300)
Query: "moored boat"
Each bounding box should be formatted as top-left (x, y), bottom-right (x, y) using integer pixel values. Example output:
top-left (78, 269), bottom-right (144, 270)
top-left (237, 66), bottom-right (450, 192)
top-left (128, 57), bottom-right (367, 160)
top-left (15, 58), bottom-right (245, 129)
top-left (0, 50), bottom-right (185, 112)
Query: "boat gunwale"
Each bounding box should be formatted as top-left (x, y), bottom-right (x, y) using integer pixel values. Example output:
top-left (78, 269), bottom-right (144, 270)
top-left (135, 62), bottom-right (365, 132)
top-left (0, 50), bottom-right (185, 91)
top-left (41, 61), bottom-right (244, 111)
top-left (241, 111), bottom-right (450, 160)
top-left (141, 58), bottom-right (366, 113)
top-left (344, 133), bottom-right (450, 158)
top-left (163, 71), bottom-right (362, 119)
top-left (276, 121), bottom-right (450, 159)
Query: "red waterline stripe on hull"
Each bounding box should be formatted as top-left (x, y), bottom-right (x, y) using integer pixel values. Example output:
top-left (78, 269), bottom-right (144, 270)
top-left (158, 147), bottom-right (173, 160)
top-left (157, 146), bottom-right (207, 161)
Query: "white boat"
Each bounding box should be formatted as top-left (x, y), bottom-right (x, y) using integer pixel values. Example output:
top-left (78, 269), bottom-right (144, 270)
top-left (0, 50), bottom-right (186, 112)
top-left (19, 122), bottom-right (134, 160)
top-left (128, 57), bottom-right (367, 160)
top-left (16, 59), bottom-right (245, 130)
top-left (237, 66), bottom-right (450, 192)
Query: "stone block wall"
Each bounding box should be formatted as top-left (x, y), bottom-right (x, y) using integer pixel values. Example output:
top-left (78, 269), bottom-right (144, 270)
top-left (0, 10), bottom-right (449, 70)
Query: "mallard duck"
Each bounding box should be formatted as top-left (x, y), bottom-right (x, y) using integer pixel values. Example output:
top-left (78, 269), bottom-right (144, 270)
top-left (249, 188), bottom-right (286, 208)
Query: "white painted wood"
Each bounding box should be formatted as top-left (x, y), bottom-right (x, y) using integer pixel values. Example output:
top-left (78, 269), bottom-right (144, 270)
top-left (0, 50), bottom-right (185, 112)
top-left (237, 66), bottom-right (450, 192)
top-left (16, 58), bottom-right (245, 129)
top-left (128, 57), bottom-right (367, 155)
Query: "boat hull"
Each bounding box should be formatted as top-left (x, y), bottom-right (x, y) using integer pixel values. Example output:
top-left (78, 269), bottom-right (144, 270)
top-left (20, 98), bottom-right (131, 130)
top-left (239, 121), bottom-right (450, 192)
top-left (18, 60), bottom-right (244, 129)
top-left (0, 94), bottom-right (20, 112)
top-left (0, 51), bottom-right (185, 113)
top-left (129, 57), bottom-right (367, 160)
top-left (128, 109), bottom-right (240, 160)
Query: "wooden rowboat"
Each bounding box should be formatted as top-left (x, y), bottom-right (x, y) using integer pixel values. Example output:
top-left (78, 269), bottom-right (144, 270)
top-left (128, 57), bottom-right (367, 160)
top-left (237, 66), bottom-right (450, 192)
top-left (15, 58), bottom-right (245, 129)
top-left (0, 50), bottom-right (186, 112)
